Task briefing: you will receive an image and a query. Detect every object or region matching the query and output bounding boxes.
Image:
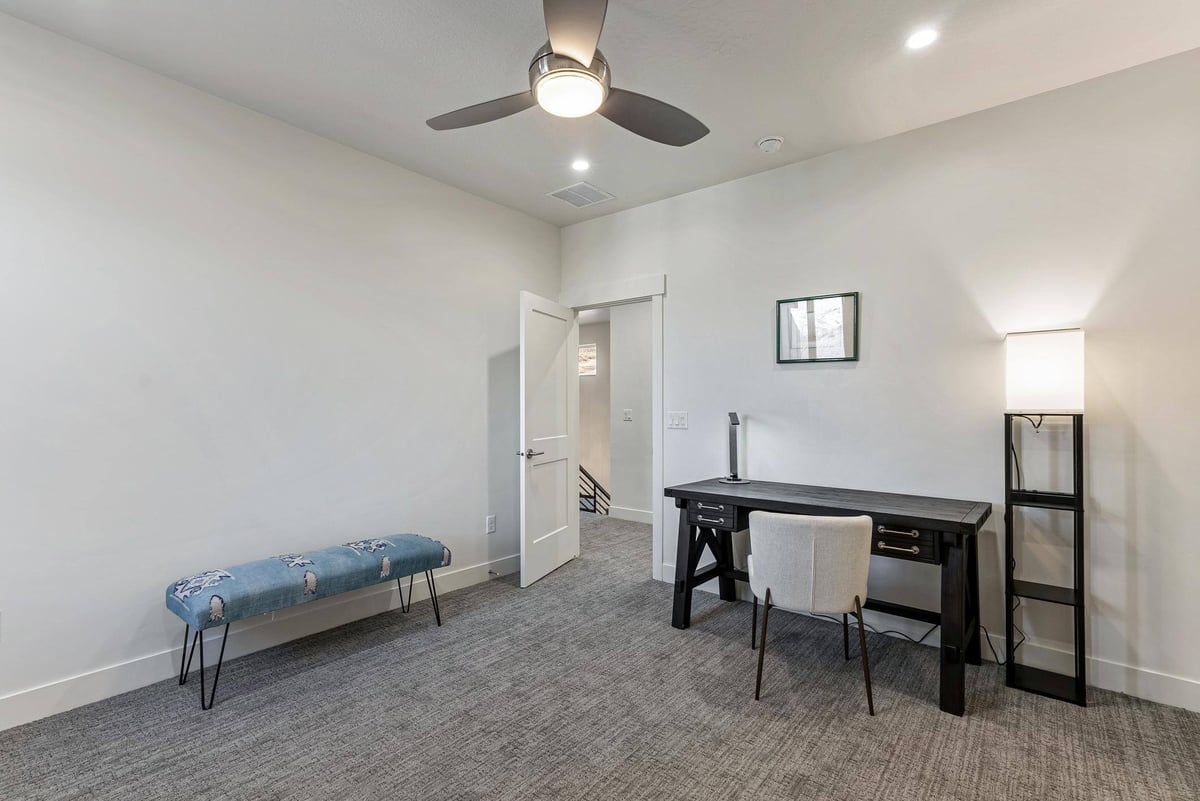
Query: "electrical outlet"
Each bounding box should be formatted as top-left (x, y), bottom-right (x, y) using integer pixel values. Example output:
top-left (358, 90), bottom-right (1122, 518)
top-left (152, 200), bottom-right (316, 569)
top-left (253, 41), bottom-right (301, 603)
top-left (667, 411), bottom-right (689, 429)
top-left (485, 514), bottom-right (496, 534)
top-left (622, 408), bottom-right (633, 422)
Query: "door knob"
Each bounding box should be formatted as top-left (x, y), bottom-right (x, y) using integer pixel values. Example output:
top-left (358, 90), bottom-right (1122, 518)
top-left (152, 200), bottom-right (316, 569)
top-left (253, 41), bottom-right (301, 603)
top-left (517, 450), bottom-right (546, 459)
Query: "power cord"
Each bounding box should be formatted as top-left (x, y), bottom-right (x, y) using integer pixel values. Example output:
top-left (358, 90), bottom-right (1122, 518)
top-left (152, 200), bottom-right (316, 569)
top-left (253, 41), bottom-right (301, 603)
top-left (1003, 412), bottom-right (1041, 661)
top-left (980, 596), bottom-right (1026, 666)
top-left (815, 595), bottom-right (1027, 665)
top-left (812, 613), bottom-right (940, 646)
top-left (1009, 414), bottom-right (1044, 491)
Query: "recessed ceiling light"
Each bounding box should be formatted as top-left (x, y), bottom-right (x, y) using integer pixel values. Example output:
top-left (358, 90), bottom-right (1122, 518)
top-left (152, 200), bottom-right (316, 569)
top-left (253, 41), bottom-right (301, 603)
top-left (571, 159), bottom-right (590, 171)
top-left (906, 28), bottom-right (939, 49)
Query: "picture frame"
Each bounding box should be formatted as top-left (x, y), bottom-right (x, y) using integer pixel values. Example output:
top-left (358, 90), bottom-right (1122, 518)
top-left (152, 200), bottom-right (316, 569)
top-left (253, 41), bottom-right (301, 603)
top-left (776, 291), bottom-right (860, 363)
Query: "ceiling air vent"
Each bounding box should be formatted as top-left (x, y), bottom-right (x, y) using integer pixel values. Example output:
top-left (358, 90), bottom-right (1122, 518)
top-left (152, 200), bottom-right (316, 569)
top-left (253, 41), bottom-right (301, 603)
top-left (548, 181), bottom-right (615, 208)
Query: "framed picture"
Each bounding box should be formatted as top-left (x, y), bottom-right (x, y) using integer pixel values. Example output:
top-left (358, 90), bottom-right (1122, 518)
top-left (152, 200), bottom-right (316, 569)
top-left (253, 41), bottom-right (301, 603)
top-left (578, 343), bottom-right (597, 375)
top-left (776, 292), bottom-right (860, 363)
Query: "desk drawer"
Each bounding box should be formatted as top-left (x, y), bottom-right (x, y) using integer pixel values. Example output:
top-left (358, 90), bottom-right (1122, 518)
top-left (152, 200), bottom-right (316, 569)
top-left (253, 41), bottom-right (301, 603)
top-left (872, 525), bottom-right (938, 563)
top-left (689, 499), bottom-right (733, 515)
top-left (688, 509), bottom-right (736, 530)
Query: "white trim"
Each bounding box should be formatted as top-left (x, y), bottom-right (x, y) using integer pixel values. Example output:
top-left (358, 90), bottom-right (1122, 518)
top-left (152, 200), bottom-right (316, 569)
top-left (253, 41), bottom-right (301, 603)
top-left (849, 609), bottom-right (1200, 710)
top-left (560, 274), bottom-right (665, 309)
top-left (650, 294), bottom-right (664, 581)
top-left (682, 582), bottom-right (1200, 712)
top-left (609, 506), bottom-right (654, 525)
top-left (562, 274), bottom-right (666, 582)
top-left (0, 553), bottom-right (519, 732)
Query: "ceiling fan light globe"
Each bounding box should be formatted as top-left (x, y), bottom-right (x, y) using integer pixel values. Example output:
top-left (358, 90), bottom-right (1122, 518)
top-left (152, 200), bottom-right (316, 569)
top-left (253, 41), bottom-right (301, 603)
top-left (535, 71), bottom-right (605, 118)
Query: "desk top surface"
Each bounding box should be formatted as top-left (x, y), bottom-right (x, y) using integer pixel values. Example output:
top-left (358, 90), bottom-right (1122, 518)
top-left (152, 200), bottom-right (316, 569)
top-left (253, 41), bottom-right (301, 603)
top-left (665, 478), bottom-right (992, 534)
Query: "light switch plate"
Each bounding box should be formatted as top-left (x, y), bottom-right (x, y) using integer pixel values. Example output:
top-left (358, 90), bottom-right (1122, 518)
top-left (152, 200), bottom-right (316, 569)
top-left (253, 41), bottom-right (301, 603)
top-left (623, 409), bottom-right (633, 422)
top-left (485, 515), bottom-right (496, 534)
top-left (667, 411), bottom-right (688, 429)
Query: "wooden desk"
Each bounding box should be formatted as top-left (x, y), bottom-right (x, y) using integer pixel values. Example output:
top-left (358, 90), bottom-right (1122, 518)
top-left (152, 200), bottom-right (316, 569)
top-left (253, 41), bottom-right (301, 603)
top-left (665, 478), bottom-right (993, 716)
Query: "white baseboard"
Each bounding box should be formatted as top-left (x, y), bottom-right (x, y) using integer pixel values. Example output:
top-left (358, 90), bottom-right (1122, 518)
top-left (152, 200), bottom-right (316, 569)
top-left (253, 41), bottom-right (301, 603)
top-left (662, 573), bottom-right (1200, 713)
top-left (0, 553), bottom-right (519, 732)
top-left (609, 506), bottom-right (653, 525)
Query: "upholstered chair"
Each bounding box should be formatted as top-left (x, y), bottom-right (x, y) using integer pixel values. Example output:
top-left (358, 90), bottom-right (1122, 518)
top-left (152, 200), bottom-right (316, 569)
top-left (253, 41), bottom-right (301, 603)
top-left (747, 511), bottom-right (875, 715)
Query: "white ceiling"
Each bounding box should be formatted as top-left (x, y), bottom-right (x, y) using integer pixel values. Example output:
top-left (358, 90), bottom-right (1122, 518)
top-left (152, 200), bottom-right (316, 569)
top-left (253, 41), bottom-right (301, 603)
top-left (4, 1), bottom-right (1200, 226)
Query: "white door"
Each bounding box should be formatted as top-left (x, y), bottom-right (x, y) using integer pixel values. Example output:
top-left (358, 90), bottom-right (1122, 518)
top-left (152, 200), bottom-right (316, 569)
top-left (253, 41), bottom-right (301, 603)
top-left (519, 290), bottom-right (580, 588)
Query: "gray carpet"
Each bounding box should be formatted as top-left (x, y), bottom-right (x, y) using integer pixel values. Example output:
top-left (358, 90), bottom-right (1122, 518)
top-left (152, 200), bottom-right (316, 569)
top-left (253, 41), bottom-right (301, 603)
top-left (3, 514), bottom-right (1198, 800)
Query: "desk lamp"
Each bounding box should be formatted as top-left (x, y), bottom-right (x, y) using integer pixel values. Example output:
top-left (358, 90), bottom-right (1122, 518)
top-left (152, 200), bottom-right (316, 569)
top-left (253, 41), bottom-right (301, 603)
top-left (719, 412), bottom-right (750, 484)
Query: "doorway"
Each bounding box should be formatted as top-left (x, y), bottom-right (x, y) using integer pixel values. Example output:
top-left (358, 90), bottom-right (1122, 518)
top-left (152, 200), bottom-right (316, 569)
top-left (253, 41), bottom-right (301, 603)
top-left (577, 302), bottom-right (654, 529)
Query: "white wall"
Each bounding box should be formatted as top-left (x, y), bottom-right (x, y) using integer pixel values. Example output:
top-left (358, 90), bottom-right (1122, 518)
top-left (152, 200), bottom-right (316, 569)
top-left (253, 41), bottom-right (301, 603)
top-left (608, 303), bottom-right (653, 523)
top-left (578, 323), bottom-right (611, 488)
top-left (563, 49), bottom-right (1200, 710)
top-left (0, 15), bottom-right (559, 729)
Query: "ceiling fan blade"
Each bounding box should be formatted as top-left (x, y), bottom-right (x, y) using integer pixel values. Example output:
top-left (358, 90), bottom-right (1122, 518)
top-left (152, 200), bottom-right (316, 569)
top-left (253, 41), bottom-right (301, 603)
top-left (544, 0), bottom-right (607, 67)
top-left (598, 88), bottom-right (710, 147)
top-left (426, 91), bottom-right (535, 130)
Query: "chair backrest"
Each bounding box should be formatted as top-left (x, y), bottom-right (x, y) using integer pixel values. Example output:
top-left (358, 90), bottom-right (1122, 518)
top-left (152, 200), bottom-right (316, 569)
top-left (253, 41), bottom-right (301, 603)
top-left (748, 511), bottom-right (872, 614)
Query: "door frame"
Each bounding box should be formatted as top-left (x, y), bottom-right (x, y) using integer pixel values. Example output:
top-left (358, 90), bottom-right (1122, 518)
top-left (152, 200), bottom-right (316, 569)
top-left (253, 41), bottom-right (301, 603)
top-left (561, 274), bottom-right (666, 582)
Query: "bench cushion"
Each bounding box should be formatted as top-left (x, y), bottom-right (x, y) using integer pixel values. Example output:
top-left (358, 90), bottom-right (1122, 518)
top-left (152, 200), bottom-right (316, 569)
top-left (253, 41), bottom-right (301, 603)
top-left (165, 534), bottom-right (451, 631)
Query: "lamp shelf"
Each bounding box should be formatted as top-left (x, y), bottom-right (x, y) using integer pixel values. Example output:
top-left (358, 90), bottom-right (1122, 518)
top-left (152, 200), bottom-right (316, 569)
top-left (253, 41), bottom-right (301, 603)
top-left (1010, 664), bottom-right (1085, 705)
top-left (1009, 490), bottom-right (1081, 511)
top-left (1012, 580), bottom-right (1082, 607)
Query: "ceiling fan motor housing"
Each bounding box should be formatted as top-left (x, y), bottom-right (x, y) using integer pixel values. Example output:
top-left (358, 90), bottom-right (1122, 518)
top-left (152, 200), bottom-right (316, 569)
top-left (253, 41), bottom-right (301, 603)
top-left (529, 41), bottom-right (611, 99)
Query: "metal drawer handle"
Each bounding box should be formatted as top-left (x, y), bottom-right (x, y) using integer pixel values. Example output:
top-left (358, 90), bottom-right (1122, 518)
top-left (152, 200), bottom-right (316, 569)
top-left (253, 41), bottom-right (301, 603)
top-left (877, 526), bottom-right (920, 538)
top-left (877, 541), bottom-right (920, 555)
top-left (697, 503), bottom-right (725, 511)
top-left (697, 515), bottom-right (725, 524)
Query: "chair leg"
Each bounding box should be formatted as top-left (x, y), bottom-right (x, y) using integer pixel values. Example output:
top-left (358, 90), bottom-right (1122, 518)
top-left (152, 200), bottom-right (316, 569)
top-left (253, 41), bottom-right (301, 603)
top-left (754, 589), bottom-right (772, 700)
top-left (751, 594), bottom-right (758, 650)
top-left (425, 570), bottom-right (442, 626)
top-left (854, 596), bottom-right (874, 716)
top-left (843, 613), bottom-right (850, 661)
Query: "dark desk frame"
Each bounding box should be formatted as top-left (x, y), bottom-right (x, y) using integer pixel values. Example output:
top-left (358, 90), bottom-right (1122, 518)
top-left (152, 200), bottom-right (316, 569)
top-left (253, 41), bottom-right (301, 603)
top-left (665, 478), bottom-right (993, 716)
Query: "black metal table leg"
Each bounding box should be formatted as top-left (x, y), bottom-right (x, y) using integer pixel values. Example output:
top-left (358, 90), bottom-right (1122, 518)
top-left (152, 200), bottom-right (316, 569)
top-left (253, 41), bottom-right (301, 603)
top-left (397, 573), bottom-right (414, 613)
top-left (672, 508), bottom-right (697, 629)
top-left (179, 625), bottom-right (198, 685)
top-left (198, 623), bottom-right (230, 710)
top-left (939, 532), bottom-right (968, 716)
top-left (425, 570), bottom-right (442, 626)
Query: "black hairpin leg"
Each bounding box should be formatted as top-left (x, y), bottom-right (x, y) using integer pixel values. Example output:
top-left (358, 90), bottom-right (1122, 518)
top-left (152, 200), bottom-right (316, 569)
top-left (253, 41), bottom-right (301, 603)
top-left (425, 570), bottom-right (442, 626)
top-left (179, 625), bottom-right (199, 685)
top-left (197, 623), bottom-right (230, 710)
top-left (397, 573), bottom-right (414, 613)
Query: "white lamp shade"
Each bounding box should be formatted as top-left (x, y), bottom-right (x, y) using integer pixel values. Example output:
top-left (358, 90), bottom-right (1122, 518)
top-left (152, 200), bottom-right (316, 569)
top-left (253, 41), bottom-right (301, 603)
top-left (1005, 329), bottom-right (1085, 413)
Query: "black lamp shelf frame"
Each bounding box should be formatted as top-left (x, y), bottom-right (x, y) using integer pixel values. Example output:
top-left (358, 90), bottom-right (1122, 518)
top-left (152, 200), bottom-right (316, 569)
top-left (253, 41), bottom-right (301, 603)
top-left (1004, 412), bottom-right (1087, 706)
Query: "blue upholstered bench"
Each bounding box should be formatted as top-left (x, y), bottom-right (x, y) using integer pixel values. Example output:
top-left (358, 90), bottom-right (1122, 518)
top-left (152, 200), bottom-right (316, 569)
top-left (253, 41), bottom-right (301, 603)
top-left (165, 534), bottom-right (451, 708)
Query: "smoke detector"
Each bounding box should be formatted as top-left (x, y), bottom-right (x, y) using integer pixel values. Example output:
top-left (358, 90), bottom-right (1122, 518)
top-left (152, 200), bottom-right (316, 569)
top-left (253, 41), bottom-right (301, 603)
top-left (756, 136), bottom-right (784, 154)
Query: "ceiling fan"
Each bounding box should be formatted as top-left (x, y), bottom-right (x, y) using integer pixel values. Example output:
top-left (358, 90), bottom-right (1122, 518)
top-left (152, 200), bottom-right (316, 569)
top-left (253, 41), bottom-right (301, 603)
top-left (426, 0), bottom-right (709, 147)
